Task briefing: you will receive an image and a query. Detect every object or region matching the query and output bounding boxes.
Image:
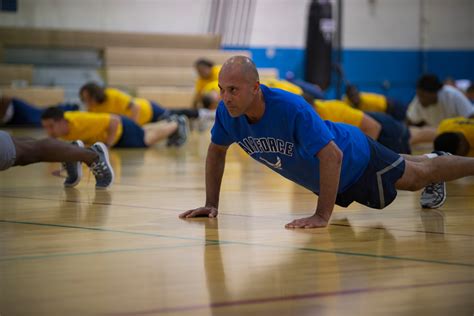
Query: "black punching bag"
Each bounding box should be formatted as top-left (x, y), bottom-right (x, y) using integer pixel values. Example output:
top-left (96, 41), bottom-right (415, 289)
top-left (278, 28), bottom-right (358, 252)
top-left (305, 0), bottom-right (333, 90)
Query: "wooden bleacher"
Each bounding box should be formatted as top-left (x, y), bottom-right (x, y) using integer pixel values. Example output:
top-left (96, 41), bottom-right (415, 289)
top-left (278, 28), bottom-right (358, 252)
top-left (0, 26), bottom-right (281, 109)
top-left (136, 87), bottom-right (194, 109)
top-left (0, 64), bottom-right (34, 86)
top-left (0, 87), bottom-right (65, 107)
top-left (0, 27), bottom-right (221, 50)
top-left (134, 68), bottom-right (279, 108)
top-left (104, 47), bottom-right (250, 67)
top-left (106, 67), bottom-right (197, 88)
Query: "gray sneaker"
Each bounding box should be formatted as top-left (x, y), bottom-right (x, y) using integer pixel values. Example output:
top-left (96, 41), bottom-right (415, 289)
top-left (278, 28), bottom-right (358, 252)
top-left (90, 142), bottom-right (114, 189)
top-left (63, 140), bottom-right (84, 187)
top-left (420, 182), bottom-right (446, 209)
top-left (167, 115), bottom-right (188, 147)
top-left (420, 151), bottom-right (451, 208)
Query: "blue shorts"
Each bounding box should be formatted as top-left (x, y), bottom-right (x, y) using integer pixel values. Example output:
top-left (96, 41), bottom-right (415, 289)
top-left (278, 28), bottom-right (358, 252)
top-left (287, 78), bottom-right (325, 100)
top-left (114, 116), bottom-right (148, 148)
top-left (386, 99), bottom-right (408, 121)
top-left (7, 99), bottom-right (79, 127)
top-left (150, 101), bottom-right (169, 122)
top-left (367, 112), bottom-right (411, 154)
top-left (8, 98), bottom-right (43, 126)
top-left (335, 136), bottom-right (406, 209)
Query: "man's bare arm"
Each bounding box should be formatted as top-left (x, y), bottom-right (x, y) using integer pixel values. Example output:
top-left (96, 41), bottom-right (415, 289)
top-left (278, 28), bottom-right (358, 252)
top-left (286, 141), bottom-right (342, 228)
top-left (180, 142), bottom-right (229, 218)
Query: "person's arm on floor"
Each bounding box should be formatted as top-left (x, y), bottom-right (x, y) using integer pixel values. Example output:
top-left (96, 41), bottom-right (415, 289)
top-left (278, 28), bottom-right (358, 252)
top-left (179, 142), bottom-right (229, 218)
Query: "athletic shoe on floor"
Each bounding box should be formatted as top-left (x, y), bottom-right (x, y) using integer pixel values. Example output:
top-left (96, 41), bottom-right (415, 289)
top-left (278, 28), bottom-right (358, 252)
top-left (63, 140), bottom-right (84, 187)
top-left (90, 142), bottom-right (114, 189)
top-left (420, 151), bottom-right (451, 208)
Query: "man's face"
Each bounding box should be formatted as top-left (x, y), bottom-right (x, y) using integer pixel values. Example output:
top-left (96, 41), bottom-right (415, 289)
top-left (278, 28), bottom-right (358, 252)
top-left (41, 118), bottom-right (68, 138)
top-left (218, 68), bottom-right (258, 118)
top-left (416, 89), bottom-right (438, 107)
top-left (80, 90), bottom-right (98, 108)
top-left (196, 64), bottom-right (212, 79)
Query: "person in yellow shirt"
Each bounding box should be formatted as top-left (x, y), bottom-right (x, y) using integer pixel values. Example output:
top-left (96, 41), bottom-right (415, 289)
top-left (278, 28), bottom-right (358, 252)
top-left (344, 85), bottom-right (408, 121)
top-left (261, 78), bottom-right (303, 95)
top-left (311, 99), bottom-right (411, 154)
top-left (434, 117), bottom-right (474, 156)
top-left (80, 83), bottom-right (171, 126)
top-left (193, 59), bottom-right (221, 109)
top-left (40, 107), bottom-right (187, 148)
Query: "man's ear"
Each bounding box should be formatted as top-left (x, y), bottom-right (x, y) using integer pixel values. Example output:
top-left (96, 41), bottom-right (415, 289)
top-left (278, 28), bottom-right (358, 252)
top-left (253, 81), bottom-right (260, 94)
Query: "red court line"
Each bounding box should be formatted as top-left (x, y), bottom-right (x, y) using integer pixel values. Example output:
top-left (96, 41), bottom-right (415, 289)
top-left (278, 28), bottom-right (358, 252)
top-left (107, 279), bottom-right (474, 315)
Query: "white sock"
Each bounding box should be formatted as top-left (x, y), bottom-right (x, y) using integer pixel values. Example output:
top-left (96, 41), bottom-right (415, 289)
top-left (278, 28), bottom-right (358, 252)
top-left (198, 108), bottom-right (216, 120)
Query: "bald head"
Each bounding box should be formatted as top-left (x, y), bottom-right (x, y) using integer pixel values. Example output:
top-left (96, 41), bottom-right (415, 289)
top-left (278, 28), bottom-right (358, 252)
top-left (220, 56), bottom-right (259, 84)
top-left (217, 56), bottom-right (263, 119)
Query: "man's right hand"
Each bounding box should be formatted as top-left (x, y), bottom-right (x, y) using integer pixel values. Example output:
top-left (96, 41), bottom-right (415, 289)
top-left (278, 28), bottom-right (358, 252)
top-left (179, 206), bottom-right (218, 218)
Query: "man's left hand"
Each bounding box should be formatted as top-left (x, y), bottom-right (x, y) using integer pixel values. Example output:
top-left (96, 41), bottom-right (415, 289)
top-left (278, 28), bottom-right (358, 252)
top-left (285, 214), bottom-right (328, 229)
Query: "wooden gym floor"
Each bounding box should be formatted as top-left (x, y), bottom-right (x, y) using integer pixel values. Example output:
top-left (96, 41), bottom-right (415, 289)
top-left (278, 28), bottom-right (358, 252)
top-left (0, 128), bottom-right (473, 315)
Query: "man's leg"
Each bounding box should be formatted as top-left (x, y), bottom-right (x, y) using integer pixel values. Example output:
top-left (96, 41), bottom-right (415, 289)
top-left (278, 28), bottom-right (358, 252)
top-left (12, 137), bottom-right (97, 166)
top-left (395, 155), bottom-right (474, 191)
top-left (143, 120), bottom-right (179, 146)
top-left (409, 126), bottom-right (437, 145)
top-left (169, 109), bottom-right (200, 119)
top-left (400, 154), bottom-right (430, 163)
top-left (150, 101), bottom-right (171, 122)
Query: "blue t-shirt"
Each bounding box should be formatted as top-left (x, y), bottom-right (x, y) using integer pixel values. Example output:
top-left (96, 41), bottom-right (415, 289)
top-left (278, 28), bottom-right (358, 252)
top-left (211, 85), bottom-right (371, 194)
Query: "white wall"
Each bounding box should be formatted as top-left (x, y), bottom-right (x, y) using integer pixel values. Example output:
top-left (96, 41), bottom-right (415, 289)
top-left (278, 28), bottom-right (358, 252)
top-left (0, 0), bottom-right (472, 49)
top-left (421, 0), bottom-right (473, 49)
top-left (0, 0), bottom-right (211, 34)
top-left (342, 0), bottom-right (420, 49)
top-left (342, 0), bottom-right (473, 50)
top-left (249, 0), bottom-right (309, 48)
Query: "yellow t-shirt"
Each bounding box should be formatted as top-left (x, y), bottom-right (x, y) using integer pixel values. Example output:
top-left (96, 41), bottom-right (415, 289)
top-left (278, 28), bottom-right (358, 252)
top-left (437, 117), bottom-right (474, 156)
top-left (88, 88), bottom-right (153, 126)
top-left (261, 79), bottom-right (303, 95)
top-left (343, 92), bottom-right (388, 112)
top-left (62, 112), bottom-right (123, 146)
top-left (201, 80), bottom-right (220, 95)
top-left (314, 100), bottom-right (364, 127)
top-left (195, 65), bottom-right (221, 96)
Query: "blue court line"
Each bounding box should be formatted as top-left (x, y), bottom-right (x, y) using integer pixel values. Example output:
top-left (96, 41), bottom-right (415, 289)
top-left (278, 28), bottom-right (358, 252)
top-left (1, 219), bottom-right (473, 268)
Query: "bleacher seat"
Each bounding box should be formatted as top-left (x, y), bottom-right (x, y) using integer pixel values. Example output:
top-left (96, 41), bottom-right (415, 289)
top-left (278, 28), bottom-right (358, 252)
top-left (104, 47), bottom-right (250, 67)
top-left (1, 87), bottom-right (65, 107)
top-left (0, 64), bottom-right (34, 86)
top-left (0, 27), bottom-right (221, 50)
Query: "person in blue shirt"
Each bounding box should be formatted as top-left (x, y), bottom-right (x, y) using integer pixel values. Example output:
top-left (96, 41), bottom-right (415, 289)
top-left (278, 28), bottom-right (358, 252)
top-left (179, 56), bottom-right (474, 228)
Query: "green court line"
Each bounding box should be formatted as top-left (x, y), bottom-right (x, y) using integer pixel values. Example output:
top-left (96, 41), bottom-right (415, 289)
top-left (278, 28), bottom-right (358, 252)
top-left (1, 219), bottom-right (473, 268)
top-left (2, 193), bottom-right (473, 238)
top-left (0, 242), bottom-right (215, 262)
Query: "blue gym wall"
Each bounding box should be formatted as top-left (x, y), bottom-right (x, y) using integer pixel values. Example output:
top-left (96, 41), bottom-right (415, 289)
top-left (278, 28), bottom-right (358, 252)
top-left (224, 47), bottom-right (473, 105)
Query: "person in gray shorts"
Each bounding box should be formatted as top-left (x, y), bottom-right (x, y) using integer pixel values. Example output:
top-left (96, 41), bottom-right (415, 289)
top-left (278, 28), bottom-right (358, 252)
top-left (0, 130), bottom-right (114, 189)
